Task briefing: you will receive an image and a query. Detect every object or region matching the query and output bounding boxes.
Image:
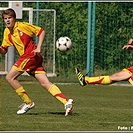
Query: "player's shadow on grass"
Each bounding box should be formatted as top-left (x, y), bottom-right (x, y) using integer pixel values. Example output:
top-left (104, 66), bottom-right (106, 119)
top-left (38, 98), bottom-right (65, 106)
top-left (25, 112), bottom-right (64, 115)
top-left (25, 112), bottom-right (78, 116)
top-left (47, 112), bottom-right (65, 115)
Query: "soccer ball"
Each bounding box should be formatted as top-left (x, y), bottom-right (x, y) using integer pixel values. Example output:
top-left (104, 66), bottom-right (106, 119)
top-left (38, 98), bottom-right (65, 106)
top-left (56, 36), bottom-right (72, 52)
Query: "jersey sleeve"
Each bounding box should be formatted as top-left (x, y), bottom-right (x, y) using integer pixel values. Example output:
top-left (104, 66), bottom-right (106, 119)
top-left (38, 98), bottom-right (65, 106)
top-left (1, 28), bottom-right (13, 50)
top-left (21, 22), bottom-right (44, 37)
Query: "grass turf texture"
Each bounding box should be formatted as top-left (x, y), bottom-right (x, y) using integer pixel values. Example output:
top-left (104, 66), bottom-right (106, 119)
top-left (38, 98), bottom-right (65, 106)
top-left (0, 81), bottom-right (133, 131)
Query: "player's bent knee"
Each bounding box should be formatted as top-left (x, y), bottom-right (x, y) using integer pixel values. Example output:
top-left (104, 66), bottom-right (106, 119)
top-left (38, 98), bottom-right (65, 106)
top-left (5, 74), bottom-right (16, 82)
top-left (5, 74), bottom-right (11, 82)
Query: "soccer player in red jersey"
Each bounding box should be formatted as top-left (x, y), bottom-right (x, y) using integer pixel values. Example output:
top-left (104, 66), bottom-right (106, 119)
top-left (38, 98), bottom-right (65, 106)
top-left (0, 8), bottom-right (73, 116)
top-left (75, 38), bottom-right (133, 86)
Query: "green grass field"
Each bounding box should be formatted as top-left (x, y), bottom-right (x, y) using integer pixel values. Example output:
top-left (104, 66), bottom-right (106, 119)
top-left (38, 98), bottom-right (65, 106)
top-left (0, 80), bottom-right (133, 131)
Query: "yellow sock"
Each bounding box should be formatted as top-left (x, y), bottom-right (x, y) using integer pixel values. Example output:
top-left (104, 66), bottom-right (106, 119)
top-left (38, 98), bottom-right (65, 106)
top-left (15, 86), bottom-right (31, 104)
top-left (85, 76), bottom-right (111, 85)
top-left (128, 78), bottom-right (133, 85)
top-left (48, 84), bottom-right (68, 105)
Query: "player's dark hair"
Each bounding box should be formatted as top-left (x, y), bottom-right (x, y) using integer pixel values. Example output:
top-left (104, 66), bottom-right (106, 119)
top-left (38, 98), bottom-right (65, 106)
top-left (2, 8), bottom-right (16, 19)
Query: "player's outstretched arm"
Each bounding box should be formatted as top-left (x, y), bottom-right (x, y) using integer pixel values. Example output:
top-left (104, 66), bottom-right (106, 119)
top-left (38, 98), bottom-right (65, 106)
top-left (0, 46), bottom-right (7, 54)
top-left (122, 38), bottom-right (133, 50)
top-left (122, 45), bottom-right (133, 50)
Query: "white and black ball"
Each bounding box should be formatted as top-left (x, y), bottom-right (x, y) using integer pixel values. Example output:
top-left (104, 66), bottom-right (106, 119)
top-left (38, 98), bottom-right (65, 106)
top-left (56, 36), bottom-right (72, 52)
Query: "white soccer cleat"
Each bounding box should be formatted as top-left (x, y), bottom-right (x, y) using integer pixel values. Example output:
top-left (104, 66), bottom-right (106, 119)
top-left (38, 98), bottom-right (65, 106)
top-left (64, 99), bottom-right (74, 116)
top-left (17, 101), bottom-right (35, 115)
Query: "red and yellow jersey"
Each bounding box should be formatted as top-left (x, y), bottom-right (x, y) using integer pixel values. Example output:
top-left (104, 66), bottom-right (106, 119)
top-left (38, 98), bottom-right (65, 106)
top-left (2, 22), bottom-right (44, 56)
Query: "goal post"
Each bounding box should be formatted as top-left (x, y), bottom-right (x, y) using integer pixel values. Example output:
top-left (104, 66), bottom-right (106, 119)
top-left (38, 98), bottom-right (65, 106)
top-left (8, 1), bottom-right (23, 19)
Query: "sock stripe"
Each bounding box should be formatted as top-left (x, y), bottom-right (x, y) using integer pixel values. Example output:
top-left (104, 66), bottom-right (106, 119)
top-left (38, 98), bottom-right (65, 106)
top-left (78, 73), bottom-right (83, 79)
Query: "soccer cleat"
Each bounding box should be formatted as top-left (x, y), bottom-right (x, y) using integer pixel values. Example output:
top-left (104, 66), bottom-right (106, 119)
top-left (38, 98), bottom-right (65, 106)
top-left (64, 99), bottom-right (74, 116)
top-left (17, 101), bottom-right (35, 115)
top-left (75, 68), bottom-right (86, 86)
